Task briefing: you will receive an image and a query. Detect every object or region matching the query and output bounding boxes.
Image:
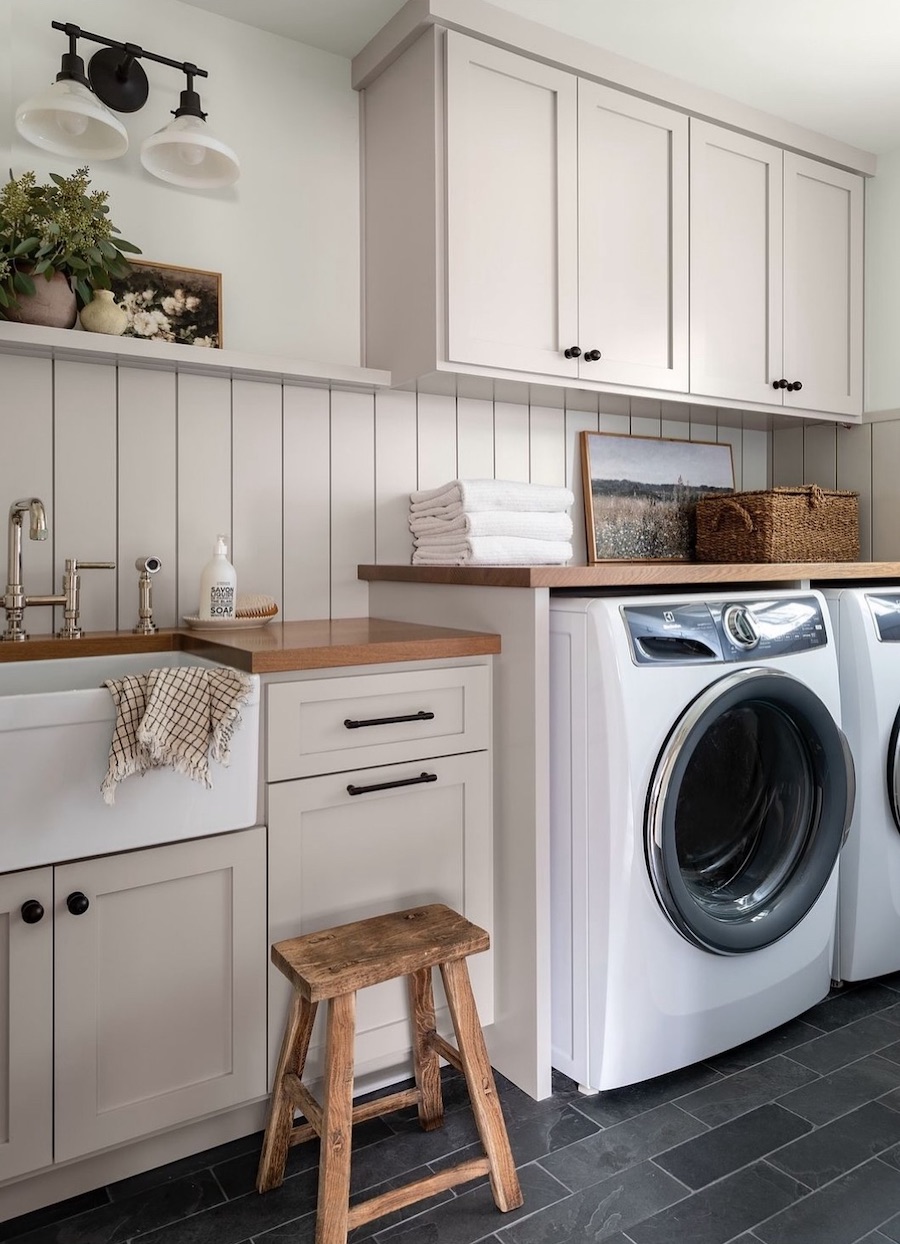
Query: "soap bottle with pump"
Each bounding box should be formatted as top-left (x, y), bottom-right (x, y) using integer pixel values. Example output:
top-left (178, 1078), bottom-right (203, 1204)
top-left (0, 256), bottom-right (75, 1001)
top-left (199, 535), bottom-right (237, 620)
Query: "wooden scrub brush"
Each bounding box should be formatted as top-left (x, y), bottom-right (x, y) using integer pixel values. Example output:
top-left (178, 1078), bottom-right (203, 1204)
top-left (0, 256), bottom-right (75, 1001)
top-left (235, 593), bottom-right (279, 621)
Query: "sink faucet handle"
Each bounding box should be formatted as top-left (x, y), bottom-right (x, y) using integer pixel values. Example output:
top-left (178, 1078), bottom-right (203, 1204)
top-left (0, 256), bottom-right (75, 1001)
top-left (73, 561), bottom-right (116, 571)
top-left (57, 558), bottom-right (117, 640)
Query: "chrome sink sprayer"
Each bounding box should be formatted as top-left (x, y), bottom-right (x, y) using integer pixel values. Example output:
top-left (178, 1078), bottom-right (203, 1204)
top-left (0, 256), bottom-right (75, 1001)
top-left (2, 497), bottom-right (115, 641)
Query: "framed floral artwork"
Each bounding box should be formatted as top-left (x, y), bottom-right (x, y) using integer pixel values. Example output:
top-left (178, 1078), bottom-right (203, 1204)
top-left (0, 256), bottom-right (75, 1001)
top-left (581, 430), bottom-right (735, 562)
top-left (109, 260), bottom-right (222, 348)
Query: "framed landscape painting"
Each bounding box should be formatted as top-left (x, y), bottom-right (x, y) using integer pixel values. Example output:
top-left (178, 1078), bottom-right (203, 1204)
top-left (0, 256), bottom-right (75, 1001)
top-left (110, 260), bottom-right (222, 348)
top-left (581, 431), bottom-right (735, 562)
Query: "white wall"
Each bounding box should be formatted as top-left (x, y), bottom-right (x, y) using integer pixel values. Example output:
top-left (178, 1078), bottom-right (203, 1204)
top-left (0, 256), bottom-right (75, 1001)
top-left (7, 0), bottom-right (361, 364)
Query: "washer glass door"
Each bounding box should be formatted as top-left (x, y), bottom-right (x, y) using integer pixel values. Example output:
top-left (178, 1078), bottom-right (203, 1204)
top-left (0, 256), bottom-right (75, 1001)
top-left (646, 668), bottom-right (853, 954)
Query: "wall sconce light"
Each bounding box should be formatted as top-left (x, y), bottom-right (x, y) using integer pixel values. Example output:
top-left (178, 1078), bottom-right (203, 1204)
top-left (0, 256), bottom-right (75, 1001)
top-left (15, 22), bottom-right (240, 189)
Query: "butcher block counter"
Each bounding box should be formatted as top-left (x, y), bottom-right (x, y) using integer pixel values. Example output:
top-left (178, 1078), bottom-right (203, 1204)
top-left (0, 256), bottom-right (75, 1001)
top-left (0, 617), bottom-right (501, 670)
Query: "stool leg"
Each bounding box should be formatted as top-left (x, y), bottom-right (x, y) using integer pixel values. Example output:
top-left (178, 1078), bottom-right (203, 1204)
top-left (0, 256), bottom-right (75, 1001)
top-left (407, 966), bottom-right (444, 1131)
top-left (257, 993), bottom-right (318, 1193)
top-left (316, 991), bottom-right (356, 1244)
top-left (440, 958), bottom-right (524, 1213)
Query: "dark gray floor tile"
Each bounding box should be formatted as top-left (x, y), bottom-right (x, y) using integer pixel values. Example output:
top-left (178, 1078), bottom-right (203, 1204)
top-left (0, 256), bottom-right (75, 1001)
top-left (625, 1161), bottom-right (805, 1244)
top-left (349, 1107), bottom-right (482, 1195)
top-left (878, 972), bottom-right (900, 994)
top-left (777, 1054), bottom-right (900, 1125)
top-left (798, 983), bottom-right (900, 1033)
top-left (677, 1056), bottom-right (819, 1128)
top-left (754, 1156), bottom-right (900, 1243)
top-left (110, 1132), bottom-right (264, 1201)
top-left (0, 1188), bottom-right (112, 1243)
top-left (539, 1103), bottom-right (707, 1193)
top-left (377, 1161), bottom-right (568, 1243)
top-left (6, 1171), bottom-right (225, 1244)
top-left (702, 1020), bottom-right (824, 1076)
top-left (875, 1039), bottom-right (900, 1069)
top-left (568, 1063), bottom-right (723, 1128)
top-left (767, 1101), bottom-right (900, 1189)
top-left (494, 1160), bottom-right (686, 1244)
top-left (788, 1014), bottom-right (900, 1075)
top-left (843, 1233), bottom-right (896, 1243)
top-left (129, 1167), bottom-right (320, 1244)
top-left (654, 1104), bottom-right (811, 1190)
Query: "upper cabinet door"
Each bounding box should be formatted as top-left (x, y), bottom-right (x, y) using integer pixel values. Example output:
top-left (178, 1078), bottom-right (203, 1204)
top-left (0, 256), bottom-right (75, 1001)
top-left (445, 32), bottom-right (579, 376)
top-left (783, 153), bottom-right (863, 416)
top-left (577, 82), bottom-right (689, 391)
top-left (690, 121), bottom-right (784, 404)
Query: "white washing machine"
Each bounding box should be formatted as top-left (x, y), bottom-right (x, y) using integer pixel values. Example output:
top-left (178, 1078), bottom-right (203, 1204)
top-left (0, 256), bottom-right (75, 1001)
top-left (549, 590), bottom-right (854, 1093)
top-left (824, 587), bottom-right (900, 982)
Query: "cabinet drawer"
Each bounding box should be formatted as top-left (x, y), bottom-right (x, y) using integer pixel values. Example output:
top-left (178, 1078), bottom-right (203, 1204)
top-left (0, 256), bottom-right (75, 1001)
top-left (267, 664), bottom-right (490, 780)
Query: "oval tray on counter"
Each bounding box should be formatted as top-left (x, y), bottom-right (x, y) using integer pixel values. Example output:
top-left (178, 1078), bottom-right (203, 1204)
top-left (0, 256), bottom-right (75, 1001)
top-left (182, 614), bottom-right (276, 630)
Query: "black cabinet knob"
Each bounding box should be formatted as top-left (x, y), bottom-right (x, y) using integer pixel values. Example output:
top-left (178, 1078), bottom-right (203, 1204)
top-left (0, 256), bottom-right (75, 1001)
top-left (772, 378), bottom-right (788, 389)
top-left (787, 380), bottom-right (803, 392)
top-left (21, 899), bottom-right (44, 924)
top-left (584, 349), bottom-right (602, 362)
top-left (66, 891), bottom-right (90, 916)
top-left (564, 346), bottom-right (582, 359)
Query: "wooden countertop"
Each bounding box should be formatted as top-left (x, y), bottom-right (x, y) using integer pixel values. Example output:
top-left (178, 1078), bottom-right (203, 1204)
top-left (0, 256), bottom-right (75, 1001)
top-left (359, 561), bottom-right (900, 588)
top-left (0, 618), bottom-right (500, 672)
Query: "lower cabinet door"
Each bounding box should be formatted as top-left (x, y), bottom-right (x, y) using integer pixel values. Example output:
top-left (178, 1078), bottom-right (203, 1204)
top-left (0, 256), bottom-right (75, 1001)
top-left (0, 868), bottom-right (53, 1181)
top-left (267, 751), bottom-right (492, 1085)
top-left (54, 827), bottom-right (267, 1162)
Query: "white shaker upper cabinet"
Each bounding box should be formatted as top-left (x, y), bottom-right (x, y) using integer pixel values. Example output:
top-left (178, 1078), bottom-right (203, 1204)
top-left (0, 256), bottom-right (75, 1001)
top-left (445, 34), bottom-right (579, 377)
top-left (690, 121), bottom-right (784, 406)
top-left (577, 81), bottom-right (688, 391)
top-left (782, 153), bottom-right (863, 418)
top-left (690, 120), bottom-right (863, 417)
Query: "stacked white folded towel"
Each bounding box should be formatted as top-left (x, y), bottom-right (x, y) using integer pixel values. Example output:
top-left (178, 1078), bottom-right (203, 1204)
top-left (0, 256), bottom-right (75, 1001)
top-left (409, 479), bottom-right (575, 566)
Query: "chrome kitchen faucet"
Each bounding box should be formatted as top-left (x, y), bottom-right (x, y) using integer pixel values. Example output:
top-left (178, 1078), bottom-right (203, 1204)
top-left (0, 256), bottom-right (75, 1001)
top-left (1, 497), bottom-right (115, 640)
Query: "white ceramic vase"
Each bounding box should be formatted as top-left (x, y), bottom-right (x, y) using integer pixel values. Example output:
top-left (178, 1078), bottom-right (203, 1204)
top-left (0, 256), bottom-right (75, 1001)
top-left (79, 288), bottom-right (128, 336)
top-left (4, 270), bottom-right (77, 329)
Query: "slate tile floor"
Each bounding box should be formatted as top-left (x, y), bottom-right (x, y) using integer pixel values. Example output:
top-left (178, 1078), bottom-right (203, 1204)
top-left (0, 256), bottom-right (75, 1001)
top-left (14, 975), bottom-right (900, 1243)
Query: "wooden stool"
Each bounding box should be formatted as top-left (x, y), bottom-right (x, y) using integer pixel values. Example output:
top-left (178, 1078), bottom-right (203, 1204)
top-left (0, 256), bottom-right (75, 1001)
top-left (256, 903), bottom-right (523, 1244)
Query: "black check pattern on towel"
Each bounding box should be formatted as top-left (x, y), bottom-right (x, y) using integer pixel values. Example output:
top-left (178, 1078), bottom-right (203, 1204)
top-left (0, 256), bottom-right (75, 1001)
top-left (101, 665), bottom-right (253, 804)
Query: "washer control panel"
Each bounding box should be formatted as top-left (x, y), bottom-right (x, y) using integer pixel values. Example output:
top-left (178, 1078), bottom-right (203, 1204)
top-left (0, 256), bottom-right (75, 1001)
top-left (867, 593), bottom-right (900, 642)
top-left (623, 596), bottom-right (828, 665)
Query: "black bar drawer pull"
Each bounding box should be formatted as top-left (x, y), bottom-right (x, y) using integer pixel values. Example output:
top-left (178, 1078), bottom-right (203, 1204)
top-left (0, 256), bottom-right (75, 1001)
top-left (343, 710), bottom-right (435, 730)
top-left (347, 771), bottom-right (438, 797)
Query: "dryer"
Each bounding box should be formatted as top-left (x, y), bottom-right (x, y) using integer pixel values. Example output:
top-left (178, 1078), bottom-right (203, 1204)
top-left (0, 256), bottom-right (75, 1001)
top-left (824, 587), bottom-right (900, 982)
top-left (549, 590), bottom-right (854, 1093)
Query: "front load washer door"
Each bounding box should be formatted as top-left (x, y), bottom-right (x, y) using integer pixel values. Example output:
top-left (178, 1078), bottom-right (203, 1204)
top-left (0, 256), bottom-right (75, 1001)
top-left (646, 667), bottom-right (854, 954)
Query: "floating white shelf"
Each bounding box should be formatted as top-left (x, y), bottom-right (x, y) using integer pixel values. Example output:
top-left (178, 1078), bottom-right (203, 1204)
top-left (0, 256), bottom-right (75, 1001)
top-left (0, 321), bottom-right (392, 390)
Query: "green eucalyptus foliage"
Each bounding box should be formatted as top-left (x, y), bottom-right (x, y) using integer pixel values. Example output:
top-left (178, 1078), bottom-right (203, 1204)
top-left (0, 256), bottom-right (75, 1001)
top-left (0, 166), bottom-right (141, 312)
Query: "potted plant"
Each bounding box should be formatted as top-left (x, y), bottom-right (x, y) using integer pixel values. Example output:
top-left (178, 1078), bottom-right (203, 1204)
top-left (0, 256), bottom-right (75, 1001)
top-left (0, 165), bottom-right (140, 328)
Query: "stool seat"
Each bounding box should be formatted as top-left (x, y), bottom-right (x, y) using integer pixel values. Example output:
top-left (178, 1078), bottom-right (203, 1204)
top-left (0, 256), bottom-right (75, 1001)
top-left (257, 902), bottom-right (523, 1244)
top-left (272, 903), bottom-right (490, 1001)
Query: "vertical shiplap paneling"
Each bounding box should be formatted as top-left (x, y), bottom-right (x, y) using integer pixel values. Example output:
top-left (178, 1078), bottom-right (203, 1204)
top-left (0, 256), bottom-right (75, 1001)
top-left (117, 369), bottom-right (177, 629)
top-left (0, 356), bottom-right (54, 631)
top-left (870, 422), bottom-right (900, 561)
top-left (597, 393), bottom-right (630, 434)
top-left (493, 401), bottom-right (530, 481)
top-left (456, 397), bottom-right (495, 479)
top-left (529, 405), bottom-right (567, 485)
top-left (716, 425), bottom-right (743, 491)
top-left (802, 424), bottom-right (838, 489)
top-left (233, 379), bottom-right (283, 608)
top-left (417, 393), bottom-right (457, 489)
top-left (689, 403), bottom-right (718, 442)
top-left (374, 389), bottom-right (417, 566)
top-left (742, 428), bottom-right (770, 491)
top-left (283, 385), bottom-right (330, 620)
top-left (837, 423), bottom-right (873, 561)
top-left (54, 361), bottom-right (117, 633)
top-left (565, 402), bottom-right (599, 565)
top-left (661, 400), bottom-right (691, 442)
top-left (331, 389), bottom-right (374, 617)
top-left (177, 373), bottom-right (232, 621)
top-left (629, 395), bottom-right (661, 439)
top-left (771, 426), bottom-right (804, 486)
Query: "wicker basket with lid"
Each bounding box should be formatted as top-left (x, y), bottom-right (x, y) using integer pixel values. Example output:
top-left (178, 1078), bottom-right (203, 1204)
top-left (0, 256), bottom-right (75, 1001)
top-left (695, 485), bottom-right (859, 563)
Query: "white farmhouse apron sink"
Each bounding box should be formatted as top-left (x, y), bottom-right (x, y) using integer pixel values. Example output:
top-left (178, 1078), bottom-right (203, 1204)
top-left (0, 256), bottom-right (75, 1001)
top-left (0, 652), bottom-right (260, 872)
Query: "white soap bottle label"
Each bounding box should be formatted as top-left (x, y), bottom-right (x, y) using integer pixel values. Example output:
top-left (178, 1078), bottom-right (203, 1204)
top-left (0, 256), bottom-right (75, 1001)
top-left (199, 534), bottom-right (237, 620)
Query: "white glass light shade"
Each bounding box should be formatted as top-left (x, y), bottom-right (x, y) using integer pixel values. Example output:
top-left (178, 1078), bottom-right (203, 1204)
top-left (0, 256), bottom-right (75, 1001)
top-left (15, 79), bottom-right (128, 160)
top-left (140, 114), bottom-right (239, 189)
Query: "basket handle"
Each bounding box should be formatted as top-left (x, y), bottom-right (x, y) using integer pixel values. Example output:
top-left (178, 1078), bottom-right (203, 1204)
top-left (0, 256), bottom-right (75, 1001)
top-left (711, 499), bottom-right (754, 532)
top-left (805, 484), bottom-right (826, 508)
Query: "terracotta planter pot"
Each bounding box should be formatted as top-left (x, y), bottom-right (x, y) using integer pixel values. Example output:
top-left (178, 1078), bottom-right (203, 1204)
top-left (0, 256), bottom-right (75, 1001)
top-left (3, 270), bottom-right (78, 329)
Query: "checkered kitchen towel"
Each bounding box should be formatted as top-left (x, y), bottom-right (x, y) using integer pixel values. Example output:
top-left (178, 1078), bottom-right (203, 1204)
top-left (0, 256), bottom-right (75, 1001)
top-left (101, 665), bottom-right (254, 804)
